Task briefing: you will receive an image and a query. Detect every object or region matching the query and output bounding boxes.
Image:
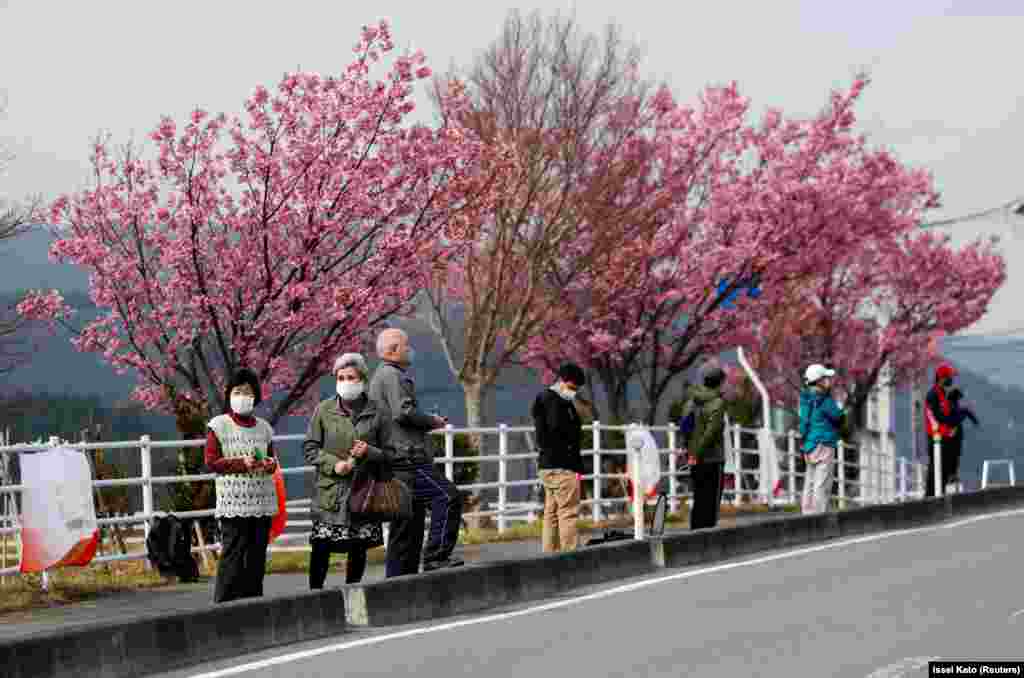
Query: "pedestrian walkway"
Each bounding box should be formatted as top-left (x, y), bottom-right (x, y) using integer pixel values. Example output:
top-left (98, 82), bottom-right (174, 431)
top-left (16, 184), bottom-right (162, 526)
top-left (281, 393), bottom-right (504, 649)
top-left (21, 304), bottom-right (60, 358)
top-left (0, 515), bottom-right (768, 642)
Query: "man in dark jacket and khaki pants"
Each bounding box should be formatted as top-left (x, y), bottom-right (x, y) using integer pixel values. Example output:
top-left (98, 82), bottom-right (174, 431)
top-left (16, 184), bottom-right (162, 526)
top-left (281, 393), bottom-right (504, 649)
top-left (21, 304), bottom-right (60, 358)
top-left (532, 363), bottom-right (586, 552)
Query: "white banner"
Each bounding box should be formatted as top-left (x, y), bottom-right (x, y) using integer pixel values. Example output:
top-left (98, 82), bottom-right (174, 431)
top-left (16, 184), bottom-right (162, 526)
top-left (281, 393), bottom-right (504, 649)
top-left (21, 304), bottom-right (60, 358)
top-left (20, 446), bottom-right (99, 572)
top-left (626, 425), bottom-right (662, 498)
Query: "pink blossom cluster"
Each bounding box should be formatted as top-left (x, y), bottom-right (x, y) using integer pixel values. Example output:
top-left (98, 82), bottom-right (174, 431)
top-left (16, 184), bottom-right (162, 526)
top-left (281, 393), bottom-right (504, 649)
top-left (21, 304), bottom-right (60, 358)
top-left (23, 21), bottom-right (514, 421)
top-left (515, 76), bottom-right (1002, 422)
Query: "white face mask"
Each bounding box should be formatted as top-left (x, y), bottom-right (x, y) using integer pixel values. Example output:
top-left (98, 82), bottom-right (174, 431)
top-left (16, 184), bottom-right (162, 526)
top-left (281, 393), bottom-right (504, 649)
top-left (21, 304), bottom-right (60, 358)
top-left (230, 394), bottom-right (255, 416)
top-left (337, 381), bottom-right (365, 401)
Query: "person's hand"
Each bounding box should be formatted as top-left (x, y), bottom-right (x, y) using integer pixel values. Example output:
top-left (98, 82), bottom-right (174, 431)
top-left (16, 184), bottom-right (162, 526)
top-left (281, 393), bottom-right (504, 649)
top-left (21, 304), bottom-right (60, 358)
top-left (350, 440), bottom-right (369, 459)
top-left (262, 458), bottom-right (277, 473)
top-left (334, 459), bottom-right (355, 476)
top-left (243, 456), bottom-right (260, 472)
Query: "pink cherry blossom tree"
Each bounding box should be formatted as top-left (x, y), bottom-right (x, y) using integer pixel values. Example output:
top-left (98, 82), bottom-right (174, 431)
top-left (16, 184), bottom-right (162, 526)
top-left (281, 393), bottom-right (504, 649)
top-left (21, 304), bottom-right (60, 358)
top-left (750, 230), bottom-right (1006, 429)
top-left (423, 10), bottom-right (672, 433)
top-left (525, 76), bottom-right (941, 424)
top-left (18, 21), bottom-right (510, 428)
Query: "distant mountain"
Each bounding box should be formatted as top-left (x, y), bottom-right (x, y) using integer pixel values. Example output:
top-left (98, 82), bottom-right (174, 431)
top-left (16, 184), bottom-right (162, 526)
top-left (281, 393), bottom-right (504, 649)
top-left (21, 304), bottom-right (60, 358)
top-left (3, 281), bottom-right (1023, 493)
top-left (0, 227), bottom-right (89, 293)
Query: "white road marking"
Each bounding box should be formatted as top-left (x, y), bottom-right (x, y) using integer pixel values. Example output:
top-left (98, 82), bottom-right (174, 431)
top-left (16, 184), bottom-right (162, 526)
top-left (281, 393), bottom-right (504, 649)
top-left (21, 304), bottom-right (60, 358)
top-left (187, 507), bottom-right (1024, 678)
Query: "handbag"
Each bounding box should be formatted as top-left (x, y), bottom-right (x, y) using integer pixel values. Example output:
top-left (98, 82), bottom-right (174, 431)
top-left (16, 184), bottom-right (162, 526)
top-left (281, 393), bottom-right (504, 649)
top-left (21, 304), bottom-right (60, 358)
top-left (348, 459), bottom-right (413, 522)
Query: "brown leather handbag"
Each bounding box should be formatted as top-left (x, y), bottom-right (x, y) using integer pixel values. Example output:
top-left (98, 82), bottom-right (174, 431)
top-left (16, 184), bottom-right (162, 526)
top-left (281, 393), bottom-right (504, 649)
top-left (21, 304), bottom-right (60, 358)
top-left (348, 460), bottom-right (413, 522)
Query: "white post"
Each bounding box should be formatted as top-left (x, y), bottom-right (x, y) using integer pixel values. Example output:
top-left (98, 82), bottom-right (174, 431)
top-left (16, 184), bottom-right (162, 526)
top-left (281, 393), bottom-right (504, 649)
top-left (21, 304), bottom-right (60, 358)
top-left (731, 424), bottom-right (742, 507)
top-left (837, 441), bottom-right (846, 508)
top-left (877, 442), bottom-right (884, 503)
top-left (40, 436), bottom-right (61, 592)
top-left (667, 423), bottom-right (679, 515)
top-left (497, 424), bottom-right (508, 534)
top-left (787, 430), bottom-right (797, 505)
top-left (736, 346), bottom-right (775, 506)
top-left (141, 435), bottom-right (154, 542)
top-left (899, 458), bottom-right (908, 502)
top-left (1011, 462), bottom-right (1017, 487)
top-left (591, 421), bottom-right (602, 523)
top-left (916, 460), bottom-right (925, 499)
top-left (443, 425), bottom-right (455, 482)
top-left (631, 445), bottom-right (644, 540)
top-left (982, 460), bottom-right (990, 489)
top-left (932, 436), bottom-right (943, 498)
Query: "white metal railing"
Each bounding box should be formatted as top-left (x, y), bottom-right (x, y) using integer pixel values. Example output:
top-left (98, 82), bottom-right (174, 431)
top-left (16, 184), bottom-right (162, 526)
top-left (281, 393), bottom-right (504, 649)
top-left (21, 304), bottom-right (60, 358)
top-left (0, 422), bottom-right (929, 577)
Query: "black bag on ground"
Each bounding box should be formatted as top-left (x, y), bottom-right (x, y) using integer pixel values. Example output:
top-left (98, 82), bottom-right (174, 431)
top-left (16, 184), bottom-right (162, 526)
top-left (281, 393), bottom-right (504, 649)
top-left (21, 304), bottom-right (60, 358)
top-left (146, 514), bottom-right (200, 582)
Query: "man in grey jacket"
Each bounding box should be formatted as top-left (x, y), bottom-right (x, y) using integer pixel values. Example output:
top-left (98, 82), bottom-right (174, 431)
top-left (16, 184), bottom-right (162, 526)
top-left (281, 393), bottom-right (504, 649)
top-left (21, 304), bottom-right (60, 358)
top-left (369, 328), bottom-right (464, 576)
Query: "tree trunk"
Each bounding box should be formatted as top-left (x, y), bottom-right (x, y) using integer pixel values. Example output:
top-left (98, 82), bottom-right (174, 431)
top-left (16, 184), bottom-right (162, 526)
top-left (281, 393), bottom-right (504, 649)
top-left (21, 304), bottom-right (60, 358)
top-left (461, 377), bottom-right (488, 447)
top-left (459, 377), bottom-right (492, 501)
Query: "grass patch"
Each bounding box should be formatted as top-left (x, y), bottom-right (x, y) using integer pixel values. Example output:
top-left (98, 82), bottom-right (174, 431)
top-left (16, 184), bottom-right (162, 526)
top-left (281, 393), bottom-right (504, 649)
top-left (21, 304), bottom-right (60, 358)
top-left (0, 560), bottom-right (175, 617)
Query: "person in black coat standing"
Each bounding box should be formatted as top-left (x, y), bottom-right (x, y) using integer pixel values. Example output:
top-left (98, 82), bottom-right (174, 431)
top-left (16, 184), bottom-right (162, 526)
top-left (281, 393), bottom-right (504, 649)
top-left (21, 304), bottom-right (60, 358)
top-left (532, 363), bottom-right (586, 553)
top-left (946, 388), bottom-right (979, 491)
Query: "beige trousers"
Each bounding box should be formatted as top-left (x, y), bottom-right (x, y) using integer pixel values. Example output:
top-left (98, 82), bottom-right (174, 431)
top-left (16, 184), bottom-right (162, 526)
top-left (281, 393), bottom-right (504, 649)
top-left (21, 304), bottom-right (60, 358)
top-left (541, 470), bottom-right (580, 552)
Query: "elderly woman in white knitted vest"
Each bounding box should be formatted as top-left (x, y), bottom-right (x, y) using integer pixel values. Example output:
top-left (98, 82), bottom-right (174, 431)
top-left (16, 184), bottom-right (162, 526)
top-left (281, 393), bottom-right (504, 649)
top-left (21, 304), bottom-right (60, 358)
top-left (204, 368), bottom-right (278, 604)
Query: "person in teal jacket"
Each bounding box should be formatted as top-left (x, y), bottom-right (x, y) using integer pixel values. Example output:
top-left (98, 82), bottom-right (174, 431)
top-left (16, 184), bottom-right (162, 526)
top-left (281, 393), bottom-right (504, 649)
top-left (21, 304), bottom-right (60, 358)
top-left (799, 364), bottom-right (845, 514)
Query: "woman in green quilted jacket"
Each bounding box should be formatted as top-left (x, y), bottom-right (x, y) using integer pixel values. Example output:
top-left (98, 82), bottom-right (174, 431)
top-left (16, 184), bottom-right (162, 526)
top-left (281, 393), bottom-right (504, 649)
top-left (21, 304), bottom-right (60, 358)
top-left (303, 353), bottom-right (394, 589)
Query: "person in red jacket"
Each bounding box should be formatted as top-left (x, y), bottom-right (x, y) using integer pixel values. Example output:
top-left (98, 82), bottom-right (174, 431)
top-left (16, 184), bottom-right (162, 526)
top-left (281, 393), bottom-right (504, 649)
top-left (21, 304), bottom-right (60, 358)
top-left (924, 363), bottom-right (960, 497)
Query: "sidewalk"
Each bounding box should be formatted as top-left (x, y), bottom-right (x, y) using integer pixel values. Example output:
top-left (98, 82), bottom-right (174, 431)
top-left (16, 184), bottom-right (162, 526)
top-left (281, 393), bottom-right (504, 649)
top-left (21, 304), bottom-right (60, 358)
top-left (0, 513), bottom-right (773, 642)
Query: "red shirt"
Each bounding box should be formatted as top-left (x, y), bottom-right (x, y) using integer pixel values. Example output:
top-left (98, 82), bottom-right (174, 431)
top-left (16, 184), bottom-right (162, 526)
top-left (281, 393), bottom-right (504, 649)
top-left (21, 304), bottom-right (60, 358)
top-left (204, 412), bottom-right (277, 474)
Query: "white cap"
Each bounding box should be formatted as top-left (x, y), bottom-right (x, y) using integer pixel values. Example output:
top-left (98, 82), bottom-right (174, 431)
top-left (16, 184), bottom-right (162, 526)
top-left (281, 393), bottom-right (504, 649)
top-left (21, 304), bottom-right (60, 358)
top-left (804, 364), bottom-right (836, 384)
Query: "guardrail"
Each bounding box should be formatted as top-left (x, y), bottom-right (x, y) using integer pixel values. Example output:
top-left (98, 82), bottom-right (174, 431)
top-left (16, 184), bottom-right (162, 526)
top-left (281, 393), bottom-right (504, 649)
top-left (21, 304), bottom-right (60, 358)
top-left (0, 421), bottom-right (925, 578)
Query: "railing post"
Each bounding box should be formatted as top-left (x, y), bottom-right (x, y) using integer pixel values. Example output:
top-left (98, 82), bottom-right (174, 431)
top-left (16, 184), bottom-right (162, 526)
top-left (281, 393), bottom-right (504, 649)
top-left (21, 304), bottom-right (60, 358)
top-left (916, 460), bottom-right (925, 498)
top-left (591, 420), bottom-right (601, 524)
top-left (837, 441), bottom-right (846, 508)
top-left (899, 458), bottom-right (908, 502)
top-left (877, 443), bottom-right (885, 503)
top-left (443, 425), bottom-right (455, 483)
top-left (497, 424), bottom-right (508, 534)
top-left (667, 423), bottom-right (679, 515)
top-left (731, 424), bottom-right (742, 507)
top-left (140, 435), bottom-right (154, 543)
top-left (932, 435), bottom-right (943, 498)
top-left (631, 444), bottom-right (644, 540)
top-left (1011, 461), bottom-right (1017, 487)
top-left (787, 430), bottom-right (797, 505)
top-left (41, 437), bottom-right (60, 591)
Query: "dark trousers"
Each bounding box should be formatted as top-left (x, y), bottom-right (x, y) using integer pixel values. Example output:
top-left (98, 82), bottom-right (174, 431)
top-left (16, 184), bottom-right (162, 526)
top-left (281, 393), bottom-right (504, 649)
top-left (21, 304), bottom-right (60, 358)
top-left (385, 465), bottom-right (462, 577)
top-left (690, 462), bottom-right (724, 530)
top-left (214, 516), bottom-right (271, 604)
top-left (925, 437), bottom-right (962, 497)
top-left (309, 540), bottom-right (368, 589)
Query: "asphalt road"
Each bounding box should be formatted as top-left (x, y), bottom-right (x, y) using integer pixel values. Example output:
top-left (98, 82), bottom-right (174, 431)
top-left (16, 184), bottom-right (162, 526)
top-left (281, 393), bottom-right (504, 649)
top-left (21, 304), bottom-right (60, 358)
top-left (157, 509), bottom-right (1024, 678)
top-left (0, 517), bottom-right (772, 641)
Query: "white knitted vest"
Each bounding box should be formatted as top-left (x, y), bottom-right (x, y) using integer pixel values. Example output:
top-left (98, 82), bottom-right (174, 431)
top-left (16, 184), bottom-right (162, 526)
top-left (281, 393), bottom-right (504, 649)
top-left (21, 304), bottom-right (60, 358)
top-left (208, 415), bottom-right (278, 519)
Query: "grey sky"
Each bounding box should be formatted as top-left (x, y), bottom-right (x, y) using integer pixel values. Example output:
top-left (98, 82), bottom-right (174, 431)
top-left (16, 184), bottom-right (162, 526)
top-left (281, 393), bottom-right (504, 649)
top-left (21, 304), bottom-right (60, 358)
top-left (1, 0), bottom-right (1022, 335)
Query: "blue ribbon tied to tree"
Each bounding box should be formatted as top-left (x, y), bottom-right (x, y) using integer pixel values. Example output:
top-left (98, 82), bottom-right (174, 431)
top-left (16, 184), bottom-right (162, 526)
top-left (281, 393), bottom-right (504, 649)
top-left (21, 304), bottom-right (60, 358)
top-left (716, 274), bottom-right (762, 310)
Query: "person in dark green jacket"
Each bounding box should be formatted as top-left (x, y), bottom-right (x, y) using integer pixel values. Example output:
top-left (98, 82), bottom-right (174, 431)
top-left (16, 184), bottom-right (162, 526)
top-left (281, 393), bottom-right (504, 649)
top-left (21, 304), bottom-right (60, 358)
top-left (304, 353), bottom-right (393, 589)
top-left (682, 364), bottom-right (728, 530)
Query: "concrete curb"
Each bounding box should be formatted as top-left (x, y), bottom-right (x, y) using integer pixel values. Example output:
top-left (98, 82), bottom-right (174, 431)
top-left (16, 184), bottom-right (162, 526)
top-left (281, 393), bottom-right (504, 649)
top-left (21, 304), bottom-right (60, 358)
top-left (950, 485), bottom-right (1024, 517)
top-left (7, 485), bottom-right (1024, 678)
top-left (0, 588), bottom-right (347, 678)
top-left (343, 537), bottom-right (656, 627)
